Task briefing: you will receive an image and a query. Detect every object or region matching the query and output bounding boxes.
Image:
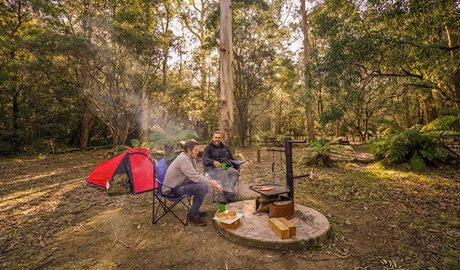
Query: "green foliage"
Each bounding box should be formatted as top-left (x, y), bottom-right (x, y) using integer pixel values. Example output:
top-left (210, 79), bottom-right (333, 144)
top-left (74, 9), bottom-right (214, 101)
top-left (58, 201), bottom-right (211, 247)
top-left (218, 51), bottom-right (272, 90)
top-left (256, 131), bottom-right (272, 142)
top-left (368, 117), bottom-right (460, 171)
top-left (409, 155), bottom-right (426, 173)
top-left (384, 143), bottom-right (409, 164)
top-left (147, 124), bottom-right (198, 151)
top-left (114, 139), bottom-right (149, 156)
top-left (367, 136), bottom-right (389, 159)
top-left (299, 140), bottom-right (339, 167)
top-left (319, 105), bottom-right (344, 126)
top-left (420, 115), bottom-right (460, 138)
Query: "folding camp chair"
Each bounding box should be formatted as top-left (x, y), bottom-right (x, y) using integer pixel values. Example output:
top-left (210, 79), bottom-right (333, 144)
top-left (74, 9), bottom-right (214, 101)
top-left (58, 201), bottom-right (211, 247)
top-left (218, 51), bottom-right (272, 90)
top-left (152, 157), bottom-right (191, 226)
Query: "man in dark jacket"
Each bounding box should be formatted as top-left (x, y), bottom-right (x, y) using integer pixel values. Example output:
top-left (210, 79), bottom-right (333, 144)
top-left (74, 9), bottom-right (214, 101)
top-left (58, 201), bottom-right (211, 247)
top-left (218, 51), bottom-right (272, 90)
top-left (201, 131), bottom-right (241, 204)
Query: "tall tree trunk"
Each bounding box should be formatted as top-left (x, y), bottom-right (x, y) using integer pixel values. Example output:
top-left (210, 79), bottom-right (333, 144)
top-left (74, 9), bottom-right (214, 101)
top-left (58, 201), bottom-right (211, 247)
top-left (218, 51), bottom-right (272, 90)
top-left (403, 92), bottom-right (412, 128)
top-left (301, 0), bottom-right (315, 142)
top-left (423, 91), bottom-right (437, 124)
top-left (270, 101), bottom-right (276, 136)
top-left (139, 88), bottom-right (148, 143)
top-left (219, 0), bottom-right (234, 150)
top-left (445, 25), bottom-right (460, 111)
top-left (80, 98), bottom-right (92, 151)
top-left (80, 0), bottom-right (93, 151)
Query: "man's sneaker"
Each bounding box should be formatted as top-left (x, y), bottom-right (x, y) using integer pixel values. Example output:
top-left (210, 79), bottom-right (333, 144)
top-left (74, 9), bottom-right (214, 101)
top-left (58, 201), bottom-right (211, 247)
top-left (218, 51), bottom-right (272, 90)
top-left (188, 215), bottom-right (206, 226)
top-left (198, 211), bottom-right (208, 217)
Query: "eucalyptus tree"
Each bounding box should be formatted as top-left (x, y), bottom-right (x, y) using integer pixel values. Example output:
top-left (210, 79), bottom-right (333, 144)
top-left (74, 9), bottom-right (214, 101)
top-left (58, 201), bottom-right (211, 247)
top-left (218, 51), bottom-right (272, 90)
top-left (301, 0), bottom-right (316, 141)
top-left (219, 0), bottom-right (235, 148)
top-left (176, 0), bottom-right (214, 99)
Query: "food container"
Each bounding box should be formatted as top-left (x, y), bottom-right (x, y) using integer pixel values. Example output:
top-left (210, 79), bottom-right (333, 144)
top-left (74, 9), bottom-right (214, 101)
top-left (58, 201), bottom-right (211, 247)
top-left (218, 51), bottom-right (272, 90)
top-left (213, 210), bottom-right (243, 230)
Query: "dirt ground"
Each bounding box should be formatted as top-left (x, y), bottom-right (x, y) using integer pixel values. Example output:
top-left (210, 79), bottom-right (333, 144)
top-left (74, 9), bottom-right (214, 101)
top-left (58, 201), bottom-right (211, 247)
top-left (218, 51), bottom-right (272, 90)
top-left (0, 145), bottom-right (459, 270)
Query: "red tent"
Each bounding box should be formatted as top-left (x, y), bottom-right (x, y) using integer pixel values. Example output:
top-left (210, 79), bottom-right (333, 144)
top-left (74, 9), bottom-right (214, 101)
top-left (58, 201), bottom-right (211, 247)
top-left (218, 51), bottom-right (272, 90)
top-left (87, 148), bottom-right (157, 194)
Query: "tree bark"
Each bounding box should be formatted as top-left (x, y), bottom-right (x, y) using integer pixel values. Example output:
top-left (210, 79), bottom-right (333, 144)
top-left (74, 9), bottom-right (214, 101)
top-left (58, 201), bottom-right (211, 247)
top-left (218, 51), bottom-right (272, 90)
top-left (445, 25), bottom-right (460, 110)
top-left (79, 0), bottom-right (93, 151)
top-left (80, 99), bottom-right (92, 151)
top-left (219, 0), bottom-right (234, 150)
top-left (301, 0), bottom-right (315, 142)
top-left (139, 87), bottom-right (149, 143)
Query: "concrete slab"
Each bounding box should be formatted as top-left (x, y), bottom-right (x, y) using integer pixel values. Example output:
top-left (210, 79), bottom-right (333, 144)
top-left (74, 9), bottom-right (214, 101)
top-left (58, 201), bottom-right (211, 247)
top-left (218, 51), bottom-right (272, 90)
top-left (213, 200), bottom-right (330, 250)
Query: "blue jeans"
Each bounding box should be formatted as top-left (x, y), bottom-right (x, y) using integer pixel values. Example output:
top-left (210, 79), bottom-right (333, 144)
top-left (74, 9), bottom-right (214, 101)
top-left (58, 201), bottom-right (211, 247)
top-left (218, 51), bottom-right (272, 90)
top-left (173, 182), bottom-right (209, 217)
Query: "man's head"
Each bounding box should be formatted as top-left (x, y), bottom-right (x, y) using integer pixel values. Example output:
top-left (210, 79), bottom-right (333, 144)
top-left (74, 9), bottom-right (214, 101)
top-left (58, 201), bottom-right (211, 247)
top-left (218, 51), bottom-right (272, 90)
top-left (212, 131), bottom-right (223, 146)
top-left (184, 140), bottom-right (199, 159)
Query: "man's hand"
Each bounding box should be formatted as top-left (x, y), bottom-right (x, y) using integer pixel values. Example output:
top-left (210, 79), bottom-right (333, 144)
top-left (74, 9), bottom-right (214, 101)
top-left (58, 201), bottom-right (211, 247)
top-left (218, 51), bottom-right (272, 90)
top-left (213, 160), bottom-right (221, 168)
top-left (210, 180), bottom-right (223, 191)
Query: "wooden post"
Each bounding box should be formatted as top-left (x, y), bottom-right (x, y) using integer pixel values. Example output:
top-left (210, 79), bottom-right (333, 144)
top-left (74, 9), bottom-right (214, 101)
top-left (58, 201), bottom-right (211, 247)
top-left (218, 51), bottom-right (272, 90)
top-left (257, 149), bottom-right (261, 162)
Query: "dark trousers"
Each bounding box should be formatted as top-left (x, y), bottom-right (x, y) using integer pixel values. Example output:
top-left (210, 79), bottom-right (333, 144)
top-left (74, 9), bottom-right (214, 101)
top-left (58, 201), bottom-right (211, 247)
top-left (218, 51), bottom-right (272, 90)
top-left (173, 182), bottom-right (209, 217)
top-left (207, 167), bottom-right (239, 190)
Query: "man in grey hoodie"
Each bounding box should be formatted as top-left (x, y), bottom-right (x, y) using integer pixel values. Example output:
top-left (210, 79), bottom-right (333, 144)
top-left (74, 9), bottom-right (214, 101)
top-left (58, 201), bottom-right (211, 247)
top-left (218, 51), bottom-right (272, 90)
top-left (163, 140), bottom-right (222, 226)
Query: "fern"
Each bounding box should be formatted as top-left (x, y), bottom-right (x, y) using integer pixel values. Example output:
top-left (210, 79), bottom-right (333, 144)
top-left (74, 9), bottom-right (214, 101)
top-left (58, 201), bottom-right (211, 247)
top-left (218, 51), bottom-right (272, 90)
top-left (410, 155), bottom-right (426, 172)
top-left (300, 140), bottom-right (337, 167)
top-left (385, 145), bottom-right (408, 163)
top-left (368, 137), bottom-right (389, 159)
top-left (368, 116), bottom-right (460, 171)
top-left (420, 115), bottom-right (459, 133)
top-left (147, 124), bottom-right (198, 154)
top-left (419, 148), bottom-right (435, 161)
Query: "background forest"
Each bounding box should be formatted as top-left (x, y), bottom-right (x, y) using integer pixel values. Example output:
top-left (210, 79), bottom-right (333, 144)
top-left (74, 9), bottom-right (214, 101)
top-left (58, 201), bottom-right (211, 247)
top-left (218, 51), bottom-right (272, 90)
top-left (1, 0), bottom-right (459, 156)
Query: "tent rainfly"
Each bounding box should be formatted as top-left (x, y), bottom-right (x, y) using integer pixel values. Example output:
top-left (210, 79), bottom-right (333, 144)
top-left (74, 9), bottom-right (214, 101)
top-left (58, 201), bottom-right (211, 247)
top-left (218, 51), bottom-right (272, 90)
top-left (87, 148), bottom-right (157, 194)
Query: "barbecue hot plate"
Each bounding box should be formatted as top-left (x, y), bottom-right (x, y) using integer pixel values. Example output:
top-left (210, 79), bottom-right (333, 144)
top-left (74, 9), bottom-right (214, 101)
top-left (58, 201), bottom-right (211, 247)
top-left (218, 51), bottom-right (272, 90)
top-left (249, 184), bottom-right (291, 197)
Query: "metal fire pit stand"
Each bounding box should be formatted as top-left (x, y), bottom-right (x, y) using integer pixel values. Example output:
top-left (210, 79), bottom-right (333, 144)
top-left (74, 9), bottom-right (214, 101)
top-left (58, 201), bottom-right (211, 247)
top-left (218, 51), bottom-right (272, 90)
top-left (284, 137), bottom-right (310, 203)
top-left (250, 137), bottom-right (309, 203)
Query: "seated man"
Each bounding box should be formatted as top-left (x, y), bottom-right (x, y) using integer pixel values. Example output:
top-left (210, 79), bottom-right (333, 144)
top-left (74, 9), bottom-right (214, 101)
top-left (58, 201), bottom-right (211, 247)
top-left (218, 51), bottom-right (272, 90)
top-left (162, 140), bottom-right (222, 226)
top-left (201, 131), bottom-right (241, 204)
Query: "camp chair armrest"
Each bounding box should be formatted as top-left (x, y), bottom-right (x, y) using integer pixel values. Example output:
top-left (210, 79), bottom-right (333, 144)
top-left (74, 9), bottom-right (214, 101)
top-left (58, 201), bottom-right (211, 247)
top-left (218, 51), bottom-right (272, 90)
top-left (230, 159), bottom-right (245, 171)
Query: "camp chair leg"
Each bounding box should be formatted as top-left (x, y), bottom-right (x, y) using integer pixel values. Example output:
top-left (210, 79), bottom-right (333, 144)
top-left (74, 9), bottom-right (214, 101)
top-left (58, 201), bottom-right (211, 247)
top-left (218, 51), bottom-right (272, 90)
top-left (152, 193), bottom-right (191, 226)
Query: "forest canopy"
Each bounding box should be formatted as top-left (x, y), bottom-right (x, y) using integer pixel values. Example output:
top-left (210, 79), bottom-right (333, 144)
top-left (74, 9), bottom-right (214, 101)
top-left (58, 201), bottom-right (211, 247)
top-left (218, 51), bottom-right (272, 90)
top-left (0, 0), bottom-right (459, 155)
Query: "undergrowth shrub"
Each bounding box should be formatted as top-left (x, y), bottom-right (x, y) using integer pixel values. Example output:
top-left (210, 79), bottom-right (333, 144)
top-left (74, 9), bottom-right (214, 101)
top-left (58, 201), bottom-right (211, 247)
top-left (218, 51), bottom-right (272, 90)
top-left (368, 116), bottom-right (460, 172)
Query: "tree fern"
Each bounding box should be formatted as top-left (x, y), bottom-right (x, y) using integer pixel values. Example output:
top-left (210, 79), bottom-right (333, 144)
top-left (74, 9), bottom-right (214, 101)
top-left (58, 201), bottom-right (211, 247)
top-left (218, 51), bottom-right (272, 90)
top-left (147, 124), bottom-right (198, 155)
top-left (385, 145), bottom-right (408, 163)
top-left (420, 115), bottom-right (459, 133)
top-left (368, 116), bottom-right (459, 171)
top-left (410, 155), bottom-right (426, 172)
top-left (299, 139), bottom-right (338, 167)
top-left (419, 147), bottom-right (436, 161)
top-left (367, 137), bottom-right (388, 159)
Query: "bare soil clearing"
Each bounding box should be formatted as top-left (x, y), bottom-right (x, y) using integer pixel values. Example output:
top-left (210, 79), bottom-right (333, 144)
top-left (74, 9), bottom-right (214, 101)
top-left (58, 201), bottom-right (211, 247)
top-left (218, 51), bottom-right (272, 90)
top-left (0, 145), bottom-right (458, 269)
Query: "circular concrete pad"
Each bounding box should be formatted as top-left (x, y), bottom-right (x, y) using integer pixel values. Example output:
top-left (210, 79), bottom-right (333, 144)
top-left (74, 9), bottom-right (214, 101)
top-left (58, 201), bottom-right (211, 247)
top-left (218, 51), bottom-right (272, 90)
top-left (213, 200), bottom-right (330, 250)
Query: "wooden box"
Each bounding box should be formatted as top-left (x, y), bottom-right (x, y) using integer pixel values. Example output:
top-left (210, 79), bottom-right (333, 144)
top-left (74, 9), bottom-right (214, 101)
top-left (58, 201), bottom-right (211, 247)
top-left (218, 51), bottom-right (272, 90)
top-left (220, 219), bottom-right (240, 229)
top-left (278, 217), bottom-right (296, 237)
top-left (268, 218), bottom-right (290, 239)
